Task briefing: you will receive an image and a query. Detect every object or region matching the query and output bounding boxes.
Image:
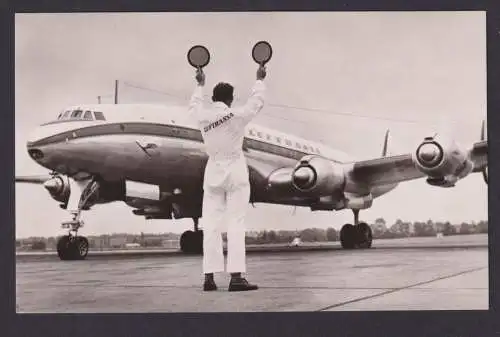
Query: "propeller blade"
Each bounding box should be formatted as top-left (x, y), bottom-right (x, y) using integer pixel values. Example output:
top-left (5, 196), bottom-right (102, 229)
top-left (480, 120), bottom-right (487, 185)
top-left (15, 175), bottom-right (52, 184)
top-left (434, 116), bottom-right (454, 141)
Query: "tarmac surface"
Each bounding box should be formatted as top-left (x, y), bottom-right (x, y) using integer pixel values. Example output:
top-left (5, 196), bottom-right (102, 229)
top-left (16, 234), bottom-right (489, 312)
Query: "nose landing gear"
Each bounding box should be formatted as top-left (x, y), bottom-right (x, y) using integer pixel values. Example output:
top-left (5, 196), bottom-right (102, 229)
top-left (55, 177), bottom-right (98, 261)
top-left (57, 218), bottom-right (89, 260)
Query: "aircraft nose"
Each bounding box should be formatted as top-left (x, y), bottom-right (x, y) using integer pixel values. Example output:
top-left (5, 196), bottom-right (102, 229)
top-left (26, 125), bottom-right (48, 147)
top-left (27, 147), bottom-right (45, 161)
top-left (26, 125), bottom-right (51, 161)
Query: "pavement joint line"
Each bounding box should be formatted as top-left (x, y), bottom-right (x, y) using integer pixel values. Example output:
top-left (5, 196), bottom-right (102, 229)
top-left (16, 284), bottom-right (489, 291)
top-left (14, 243), bottom-right (488, 261)
top-left (314, 266), bottom-right (487, 311)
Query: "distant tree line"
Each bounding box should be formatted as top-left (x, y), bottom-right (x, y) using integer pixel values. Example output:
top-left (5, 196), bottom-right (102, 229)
top-left (16, 219), bottom-right (488, 250)
top-left (232, 219), bottom-right (488, 244)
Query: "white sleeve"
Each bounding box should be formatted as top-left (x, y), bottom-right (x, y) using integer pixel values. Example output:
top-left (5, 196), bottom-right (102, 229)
top-left (188, 85), bottom-right (204, 122)
top-left (236, 80), bottom-right (266, 124)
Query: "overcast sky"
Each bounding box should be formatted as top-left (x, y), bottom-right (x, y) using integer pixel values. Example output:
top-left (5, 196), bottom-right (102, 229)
top-left (15, 12), bottom-right (487, 238)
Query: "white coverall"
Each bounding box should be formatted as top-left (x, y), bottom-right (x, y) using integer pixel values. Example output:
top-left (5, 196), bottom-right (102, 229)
top-left (188, 80), bottom-right (266, 274)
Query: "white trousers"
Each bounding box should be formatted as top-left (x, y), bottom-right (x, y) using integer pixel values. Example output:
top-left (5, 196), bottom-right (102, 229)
top-left (202, 177), bottom-right (250, 275)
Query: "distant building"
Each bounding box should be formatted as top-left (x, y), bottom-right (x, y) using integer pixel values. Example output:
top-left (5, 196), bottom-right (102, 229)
top-left (161, 239), bottom-right (179, 249)
top-left (89, 237), bottom-right (109, 249)
top-left (246, 231), bottom-right (259, 238)
top-left (110, 236), bottom-right (127, 248)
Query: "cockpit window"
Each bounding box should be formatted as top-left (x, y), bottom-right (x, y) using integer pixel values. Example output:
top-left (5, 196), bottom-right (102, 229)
top-left (94, 111), bottom-right (106, 120)
top-left (83, 111), bottom-right (93, 120)
top-left (71, 110), bottom-right (83, 118)
top-left (51, 109), bottom-right (104, 124)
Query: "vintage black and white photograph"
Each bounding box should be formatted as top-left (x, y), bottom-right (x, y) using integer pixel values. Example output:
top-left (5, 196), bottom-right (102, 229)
top-left (15, 11), bottom-right (488, 312)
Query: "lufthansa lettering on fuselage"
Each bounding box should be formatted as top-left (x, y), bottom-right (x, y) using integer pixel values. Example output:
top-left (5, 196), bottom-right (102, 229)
top-left (203, 112), bottom-right (234, 133)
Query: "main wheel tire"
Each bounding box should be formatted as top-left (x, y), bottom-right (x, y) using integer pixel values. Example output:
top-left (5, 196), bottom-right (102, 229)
top-left (356, 222), bottom-right (373, 249)
top-left (340, 223), bottom-right (356, 249)
top-left (57, 235), bottom-right (74, 260)
top-left (180, 230), bottom-right (204, 254)
top-left (74, 237), bottom-right (89, 260)
top-left (180, 230), bottom-right (194, 253)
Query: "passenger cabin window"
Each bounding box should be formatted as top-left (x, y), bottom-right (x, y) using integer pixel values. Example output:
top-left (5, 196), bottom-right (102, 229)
top-left (94, 111), bottom-right (106, 120)
top-left (83, 111), bottom-right (93, 120)
top-left (257, 131), bottom-right (262, 138)
top-left (266, 134), bottom-right (271, 141)
top-left (285, 139), bottom-right (292, 146)
top-left (249, 129), bottom-right (255, 136)
top-left (276, 137), bottom-right (281, 144)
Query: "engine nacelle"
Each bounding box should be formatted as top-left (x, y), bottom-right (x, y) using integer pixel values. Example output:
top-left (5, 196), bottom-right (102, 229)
top-left (412, 135), bottom-right (473, 187)
top-left (291, 155), bottom-right (346, 196)
top-left (44, 175), bottom-right (126, 208)
top-left (43, 175), bottom-right (71, 204)
top-left (125, 180), bottom-right (161, 201)
top-left (133, 205), bottom-right (173, 219)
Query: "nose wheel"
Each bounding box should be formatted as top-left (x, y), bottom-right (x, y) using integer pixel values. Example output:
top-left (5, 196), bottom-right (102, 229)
top-left (56, 177), bottom-right (97, 261)
top-left (57, 234), bottom-right (89, 260)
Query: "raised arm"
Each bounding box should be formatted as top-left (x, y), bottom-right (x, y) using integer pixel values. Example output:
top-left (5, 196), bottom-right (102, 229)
top-left (238, 65), bottom-right (267, 124)
top-left (188, 68), bottom-right (206, 121)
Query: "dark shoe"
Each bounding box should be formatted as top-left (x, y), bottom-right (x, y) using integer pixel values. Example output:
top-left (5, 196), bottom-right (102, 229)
top-left (228, 277), bottom-right (258, 292)
top-left (203, 279), bottom-right (217, 291)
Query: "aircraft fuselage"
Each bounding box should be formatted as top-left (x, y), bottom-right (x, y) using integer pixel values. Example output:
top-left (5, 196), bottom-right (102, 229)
top-left (26, 104), bottom-right (397, 208)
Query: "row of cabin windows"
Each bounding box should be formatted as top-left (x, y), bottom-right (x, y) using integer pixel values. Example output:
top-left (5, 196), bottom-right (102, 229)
top-left (57, 110), bottom-right (106, 121)
top-left (248, 129), bottom-right (321, 154)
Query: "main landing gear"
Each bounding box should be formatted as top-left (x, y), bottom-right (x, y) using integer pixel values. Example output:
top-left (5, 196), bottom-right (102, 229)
top-left (180, 217), bottom-right (203, 254)
top-left (56, 178), bottom-right (98, 261)
top-left (340, 209), bottom-right (373, 249)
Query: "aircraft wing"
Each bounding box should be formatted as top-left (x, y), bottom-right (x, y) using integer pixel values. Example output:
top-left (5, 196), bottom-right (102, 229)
top-left (349, 138), bottom-right (488, 187)
top-left (348, 153), bottom-right (424, 187)
top-left (351, 117), bottom-right (489, 188)
top-left (266, 123), bottom-right (488, 206)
